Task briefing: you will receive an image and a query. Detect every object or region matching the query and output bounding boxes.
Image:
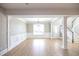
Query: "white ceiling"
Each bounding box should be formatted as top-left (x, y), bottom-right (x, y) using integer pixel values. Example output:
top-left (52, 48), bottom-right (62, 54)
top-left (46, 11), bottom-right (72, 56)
top-left (0, 3), bottom-right (79, 10)
top-left (1, 3), bottom-right (79, 25)
top-left (0, 3), bottom-right (79, 15)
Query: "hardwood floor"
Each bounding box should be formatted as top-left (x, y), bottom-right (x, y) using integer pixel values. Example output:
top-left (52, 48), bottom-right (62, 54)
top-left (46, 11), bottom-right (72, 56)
top-left (3, 38), bottom-right (79, 56)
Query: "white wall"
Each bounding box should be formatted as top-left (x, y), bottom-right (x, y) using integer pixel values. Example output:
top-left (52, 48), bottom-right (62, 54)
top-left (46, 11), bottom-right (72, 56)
top-left (8, 17), bottom-right (27, 50)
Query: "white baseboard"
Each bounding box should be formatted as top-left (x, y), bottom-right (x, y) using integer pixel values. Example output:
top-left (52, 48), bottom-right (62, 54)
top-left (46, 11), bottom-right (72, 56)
top-left (51, 37), bottom-right (62, 39)
top-left (8, 37), bottom-right (27, 52)
top-left (0, 49), bottom-right (8, 56)
top-left (1, 38), bottom-right (27, 56)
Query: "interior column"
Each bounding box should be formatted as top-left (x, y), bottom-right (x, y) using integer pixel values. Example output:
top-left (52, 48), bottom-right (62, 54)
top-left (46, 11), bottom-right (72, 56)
top-left (63, 16), bottom-right (67, 49)
top-left (51, 23), bottom-right (52, 39)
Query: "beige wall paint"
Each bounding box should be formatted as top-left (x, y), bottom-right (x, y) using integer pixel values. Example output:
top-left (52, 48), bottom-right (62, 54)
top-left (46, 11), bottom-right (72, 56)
top-left (6, 9), bottom-right (79, 15)
top-left (45, 23), bottom-right (51, 33)
top-left (27, 23), bottom-right (33, 33)
top-left (0, 8), bottom-right (7, 52)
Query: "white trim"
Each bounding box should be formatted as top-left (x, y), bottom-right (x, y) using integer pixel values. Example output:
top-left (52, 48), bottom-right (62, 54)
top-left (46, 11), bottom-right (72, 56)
top-left (51, 37), bottom-right (62, 39)
top-left (8, 15), bottom-right (79, 18)
top-left (27, 32), bottom-right (62, 39)
top-left (0, 49), bottom-right (8, 56)
top-left (8, 15), bottom-right (9, 53)
top-left (8, 37), bottom-right (26, 51)
top-left (63, 16), bottom-right (67, 49)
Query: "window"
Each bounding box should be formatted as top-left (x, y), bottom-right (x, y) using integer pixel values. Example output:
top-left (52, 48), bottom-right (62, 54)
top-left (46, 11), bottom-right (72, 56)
top-left (33, 24), bottom-right (44, 35)
top-left (54, 26), bottom-right (58, 34)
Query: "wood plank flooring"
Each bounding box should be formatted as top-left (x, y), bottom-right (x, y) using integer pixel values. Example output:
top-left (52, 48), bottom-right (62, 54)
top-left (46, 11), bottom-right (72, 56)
top-left (3, 38), bottom-right (79, 56)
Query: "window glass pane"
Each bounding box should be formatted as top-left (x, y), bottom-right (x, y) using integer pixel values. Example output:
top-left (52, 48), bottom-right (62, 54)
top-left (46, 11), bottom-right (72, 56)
top-left (33, 24), bottom-right (44, 35)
